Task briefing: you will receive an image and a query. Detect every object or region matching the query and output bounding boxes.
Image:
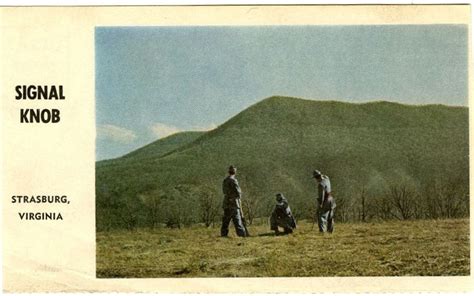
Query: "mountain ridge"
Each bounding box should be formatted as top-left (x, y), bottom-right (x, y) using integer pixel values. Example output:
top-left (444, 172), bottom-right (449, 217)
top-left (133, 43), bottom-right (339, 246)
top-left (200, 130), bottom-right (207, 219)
top-left (96, 96), bottom-right (469, 230)
top-left (99, 96), bottom-right (466, 163)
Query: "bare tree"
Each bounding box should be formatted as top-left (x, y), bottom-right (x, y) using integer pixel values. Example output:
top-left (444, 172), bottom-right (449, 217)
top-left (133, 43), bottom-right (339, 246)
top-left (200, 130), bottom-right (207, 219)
top-left (198, 186), bottom-right (219, 227)
top-left (358, 187), bottom-right (370, 222)
top-left (334, 195), bottom-right (349, 223)
top-left (242, 197), bottom-right (257, 225)
top-left (423, 178), bottom-right (469, 219)
top-left (139, 189), bottom-right (162, 228)
top-left (119, 195), bottom-right (140, 230)
top-left (239, 173), bottom-right (266, 226)
top-left (387, 184), bottom-right (416, 220)
top-left (375, 195), bottom-right (393, 220)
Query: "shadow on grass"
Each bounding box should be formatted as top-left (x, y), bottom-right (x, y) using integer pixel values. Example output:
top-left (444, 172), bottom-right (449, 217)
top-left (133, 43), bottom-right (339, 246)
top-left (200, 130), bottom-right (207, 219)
top-left (258, 232), bottom-right (276, 237)
top-left (258, 232), bottom-right (291, 237)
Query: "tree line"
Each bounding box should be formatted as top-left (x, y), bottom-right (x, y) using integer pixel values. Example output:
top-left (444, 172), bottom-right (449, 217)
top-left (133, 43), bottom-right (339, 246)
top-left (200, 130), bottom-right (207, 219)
top-left (333, 177), bottom-right (469, 223)
top-left (96, 176), bottom-right (469, 231)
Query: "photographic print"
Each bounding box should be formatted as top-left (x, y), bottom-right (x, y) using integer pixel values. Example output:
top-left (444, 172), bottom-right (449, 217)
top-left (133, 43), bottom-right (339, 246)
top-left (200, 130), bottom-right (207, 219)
top-left (95, 25), bottom-right (469, 278)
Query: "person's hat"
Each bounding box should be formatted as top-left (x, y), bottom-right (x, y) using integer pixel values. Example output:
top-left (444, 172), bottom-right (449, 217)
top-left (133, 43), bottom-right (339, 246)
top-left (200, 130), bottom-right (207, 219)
top-left (276, 193), bottom-right (284, 201)
top-left (228, 165), bottom-right (237, 174)
top-left (275, 193), bottom-right (285, 205)
top-left (312, 170), bottom-right (322, 178)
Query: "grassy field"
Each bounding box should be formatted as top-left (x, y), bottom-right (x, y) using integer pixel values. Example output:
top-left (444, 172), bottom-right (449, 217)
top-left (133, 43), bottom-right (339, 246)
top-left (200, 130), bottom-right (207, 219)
top-left (97, 218), bottom-right (469, 277)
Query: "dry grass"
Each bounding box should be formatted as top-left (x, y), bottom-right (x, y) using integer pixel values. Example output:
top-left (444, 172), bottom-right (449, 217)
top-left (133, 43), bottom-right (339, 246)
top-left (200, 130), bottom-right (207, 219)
top-left (96, 218), bottom-right (469, 277)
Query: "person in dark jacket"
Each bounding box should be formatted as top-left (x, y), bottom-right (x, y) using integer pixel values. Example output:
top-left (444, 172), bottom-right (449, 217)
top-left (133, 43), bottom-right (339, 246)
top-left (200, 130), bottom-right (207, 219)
top-left (221, 165), bottom-right (247, 237)
top-left (270, 193), bottom-right (296, 235)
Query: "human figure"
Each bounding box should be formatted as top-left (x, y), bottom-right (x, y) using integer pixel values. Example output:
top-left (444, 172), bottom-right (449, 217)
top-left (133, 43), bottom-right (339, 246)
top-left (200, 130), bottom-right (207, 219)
top-left (221, 165), bottom-right (247, 237)
top-left (312, 170), bottom-right (336, 233)
top-left (270, 193), bottom-right (296, 235)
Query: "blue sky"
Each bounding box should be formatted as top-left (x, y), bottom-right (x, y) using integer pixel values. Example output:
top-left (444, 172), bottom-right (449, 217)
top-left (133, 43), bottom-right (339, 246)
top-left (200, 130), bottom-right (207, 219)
top-left (96, 25), bottom-right (468, 160)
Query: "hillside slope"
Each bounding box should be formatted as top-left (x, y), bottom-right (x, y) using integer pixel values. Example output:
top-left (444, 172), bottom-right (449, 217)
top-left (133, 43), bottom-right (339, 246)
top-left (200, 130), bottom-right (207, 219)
top-left (96, 96), bottom-right (469, 230)
top-left (97, 131), bottom-right (205, 166)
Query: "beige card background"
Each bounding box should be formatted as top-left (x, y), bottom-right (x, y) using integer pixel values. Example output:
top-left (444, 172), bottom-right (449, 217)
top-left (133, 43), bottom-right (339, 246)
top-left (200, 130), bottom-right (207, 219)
top-left (1, 5), bottom-right (472, 292)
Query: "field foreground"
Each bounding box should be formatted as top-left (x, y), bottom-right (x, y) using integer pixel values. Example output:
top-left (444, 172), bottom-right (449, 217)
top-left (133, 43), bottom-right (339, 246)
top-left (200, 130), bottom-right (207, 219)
top-left (97, 219), bottom-right (469, 277)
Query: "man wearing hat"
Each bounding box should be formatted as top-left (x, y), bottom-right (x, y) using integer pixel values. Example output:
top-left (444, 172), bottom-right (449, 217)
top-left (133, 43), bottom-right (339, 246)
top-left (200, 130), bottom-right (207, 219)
top-left (270, 193), bottom-right (297, 235)
top-left (313, 170), bottom-right (336, 233)
top-left (221, 165), bottom-right (247, 237)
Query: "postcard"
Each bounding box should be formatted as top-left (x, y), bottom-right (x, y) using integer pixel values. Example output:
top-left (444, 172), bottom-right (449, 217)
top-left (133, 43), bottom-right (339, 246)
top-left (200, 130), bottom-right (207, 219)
top-left (1, 4), bottom-right (472, 292)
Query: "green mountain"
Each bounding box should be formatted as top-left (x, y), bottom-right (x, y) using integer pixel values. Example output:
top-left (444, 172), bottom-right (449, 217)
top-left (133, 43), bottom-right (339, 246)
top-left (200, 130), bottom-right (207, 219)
top-left (97, 131), bottom-right (205, 166)
top-left (96, 96), bottom-right (469, 230)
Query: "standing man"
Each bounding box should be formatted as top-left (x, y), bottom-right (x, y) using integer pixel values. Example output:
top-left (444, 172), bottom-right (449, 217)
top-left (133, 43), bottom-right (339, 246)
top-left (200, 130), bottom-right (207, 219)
top-left (313, 170), bottom-right (336, 233)
top-left (221, 165), bottom-right (247, 237)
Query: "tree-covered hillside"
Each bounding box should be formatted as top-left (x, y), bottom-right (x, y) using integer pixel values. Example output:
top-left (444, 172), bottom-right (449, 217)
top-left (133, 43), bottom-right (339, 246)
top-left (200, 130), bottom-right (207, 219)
top-left (96, 96), bottom-right (469, 230)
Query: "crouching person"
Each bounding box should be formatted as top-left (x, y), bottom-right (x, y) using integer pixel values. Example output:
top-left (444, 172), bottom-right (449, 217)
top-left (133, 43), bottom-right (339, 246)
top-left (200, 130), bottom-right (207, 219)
top-left (270, 193), bottom-right (297, 235)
